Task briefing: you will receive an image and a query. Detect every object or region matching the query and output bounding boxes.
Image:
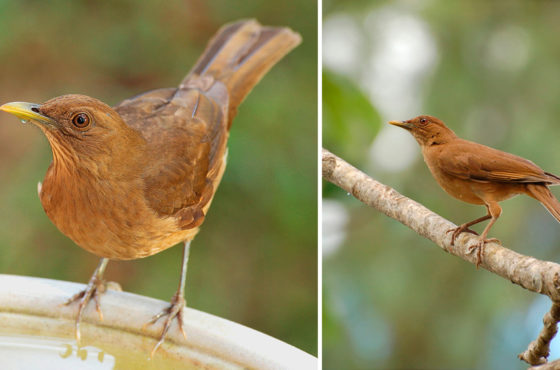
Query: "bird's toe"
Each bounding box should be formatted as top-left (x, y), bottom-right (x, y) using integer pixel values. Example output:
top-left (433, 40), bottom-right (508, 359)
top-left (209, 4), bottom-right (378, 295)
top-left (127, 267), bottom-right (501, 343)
top-left (64, 277), bottom-right (107, 343)
top-left (446, 226), bottom-right (478, 246)
top-left (145, 292), bottom-right (187, 357)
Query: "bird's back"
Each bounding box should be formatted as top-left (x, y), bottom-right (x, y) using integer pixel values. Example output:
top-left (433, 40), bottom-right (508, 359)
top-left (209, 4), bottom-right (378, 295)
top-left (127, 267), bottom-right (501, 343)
top-left (428, 138), bottom-right (560, 185)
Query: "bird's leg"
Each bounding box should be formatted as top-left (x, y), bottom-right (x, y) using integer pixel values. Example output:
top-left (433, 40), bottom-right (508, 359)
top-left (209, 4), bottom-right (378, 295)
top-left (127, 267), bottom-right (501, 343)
top-left (447, 212), bottom-right (491, 245)
top-left (467, 202), bottom-right (502, 267)
top-left (64, 258), bottom-right (109, 344)
top-left (145, 240), bottom-right (191, 357)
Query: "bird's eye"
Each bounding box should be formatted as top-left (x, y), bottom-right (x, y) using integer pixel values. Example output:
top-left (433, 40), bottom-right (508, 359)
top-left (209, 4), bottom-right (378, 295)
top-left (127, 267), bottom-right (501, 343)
top-left (420, 118), bottom-right (427, 123)
top-left (72, 113), bottom-right (91, 129)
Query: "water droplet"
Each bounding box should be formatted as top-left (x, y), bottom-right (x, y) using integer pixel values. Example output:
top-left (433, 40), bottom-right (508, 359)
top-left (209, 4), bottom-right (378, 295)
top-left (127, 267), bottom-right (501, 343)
top-left (20, 119), bottom-right (29, 124)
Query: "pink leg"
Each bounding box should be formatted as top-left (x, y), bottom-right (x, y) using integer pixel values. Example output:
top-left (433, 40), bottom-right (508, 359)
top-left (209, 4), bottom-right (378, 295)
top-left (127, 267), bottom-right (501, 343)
top-left (468, 202), bottom-right (502, 267)
top-left (447, 211), bottom-right (492, 245)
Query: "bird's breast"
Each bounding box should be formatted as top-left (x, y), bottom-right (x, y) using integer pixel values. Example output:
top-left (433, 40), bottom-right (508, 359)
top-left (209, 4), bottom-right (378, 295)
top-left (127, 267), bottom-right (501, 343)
top-left (39, 169), bottom-right (196, 260)
top-left (425, 164), bottom-right (487, 205)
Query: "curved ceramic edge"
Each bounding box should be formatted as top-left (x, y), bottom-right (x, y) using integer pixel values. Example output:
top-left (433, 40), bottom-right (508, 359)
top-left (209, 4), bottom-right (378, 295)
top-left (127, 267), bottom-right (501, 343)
top-left (0, 274), bottom-right (317, 369)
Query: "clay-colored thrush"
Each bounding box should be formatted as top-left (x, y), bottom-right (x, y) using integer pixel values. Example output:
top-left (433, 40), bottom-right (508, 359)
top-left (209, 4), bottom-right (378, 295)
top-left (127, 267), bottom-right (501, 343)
top-left (389, 115), bottom-right (560, 266)
top-left (0, 20), bottom-right (301, 355)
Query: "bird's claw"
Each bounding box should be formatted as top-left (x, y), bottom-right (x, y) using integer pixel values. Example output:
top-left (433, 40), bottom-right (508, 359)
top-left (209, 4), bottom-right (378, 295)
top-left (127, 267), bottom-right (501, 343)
top-left (144, 292), bottom-right (187, 357)
top-left (64, 277), bottom-right (107, 343)
top-left (446, 225), bottom-right (479, 245)
top-left (467, 241), bottom-right (484, 268)
top-left (466, 237), bottom-right (501, 268)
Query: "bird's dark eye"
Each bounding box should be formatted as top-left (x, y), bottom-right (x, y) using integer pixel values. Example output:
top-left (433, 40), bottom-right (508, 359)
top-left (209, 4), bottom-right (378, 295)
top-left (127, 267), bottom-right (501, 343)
top-left (420, 118), bottom-right (427, 123)
top-left (72, 113), bottom-right (91, 129)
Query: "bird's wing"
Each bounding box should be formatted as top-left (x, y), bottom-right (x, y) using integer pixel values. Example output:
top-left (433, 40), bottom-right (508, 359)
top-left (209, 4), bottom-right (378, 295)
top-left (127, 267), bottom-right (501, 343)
top-left (114, 86), bottom-right (228, 229)
top-left (436, 139), bottom-right (555, 184)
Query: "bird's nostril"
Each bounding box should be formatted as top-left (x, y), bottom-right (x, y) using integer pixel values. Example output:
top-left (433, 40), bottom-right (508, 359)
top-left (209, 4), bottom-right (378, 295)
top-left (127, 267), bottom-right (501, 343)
top-left (31, 107), bottom-right (40, 113)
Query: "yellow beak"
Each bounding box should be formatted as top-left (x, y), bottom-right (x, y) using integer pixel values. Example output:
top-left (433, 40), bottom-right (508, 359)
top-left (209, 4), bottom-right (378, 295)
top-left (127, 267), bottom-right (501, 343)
top-left (0, 102), bottom-right (56, 126)
top-left (388, 120), bottom-right (413, 130)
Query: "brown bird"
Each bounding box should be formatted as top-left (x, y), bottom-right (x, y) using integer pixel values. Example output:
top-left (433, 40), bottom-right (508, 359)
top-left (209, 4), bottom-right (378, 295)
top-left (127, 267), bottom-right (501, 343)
top-left (0, 19), bottom-right (301, 355)
top-left (389, 115), bottom-right (560, 266)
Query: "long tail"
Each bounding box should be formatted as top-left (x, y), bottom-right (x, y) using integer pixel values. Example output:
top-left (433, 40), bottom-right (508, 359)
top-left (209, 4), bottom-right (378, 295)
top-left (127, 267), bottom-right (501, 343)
top-left (526, 184), bottom-right (560, 222)
top-left (181, 19), bottom-right (301, 125)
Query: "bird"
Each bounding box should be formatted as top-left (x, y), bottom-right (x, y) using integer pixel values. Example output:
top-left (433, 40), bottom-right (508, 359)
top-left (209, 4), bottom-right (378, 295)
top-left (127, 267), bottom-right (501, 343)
top-left (0, 19), bottom-right (301, 356)
top-left (389, 115), bottom-right (560, 266)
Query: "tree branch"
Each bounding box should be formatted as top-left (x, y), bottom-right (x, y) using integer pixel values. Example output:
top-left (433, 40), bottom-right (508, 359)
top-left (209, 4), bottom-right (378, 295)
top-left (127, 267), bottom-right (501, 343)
top-left (530, 358), bottom-right (560, 370)
top-left (322, 148), bottom-right (560, 299)
top-left (520, 302), bottom-right (560, 365)
top-left (322, 148), bottom-right (560, 366)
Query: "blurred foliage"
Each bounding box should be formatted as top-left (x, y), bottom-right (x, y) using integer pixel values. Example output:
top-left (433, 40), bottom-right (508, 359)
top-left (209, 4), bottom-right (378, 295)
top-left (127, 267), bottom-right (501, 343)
top-left (323, 70), bottom-right (381, 169)
top-left (0, 0), bottom-right (317, 356)
top-left (323, 0), bottom-right (560, 369)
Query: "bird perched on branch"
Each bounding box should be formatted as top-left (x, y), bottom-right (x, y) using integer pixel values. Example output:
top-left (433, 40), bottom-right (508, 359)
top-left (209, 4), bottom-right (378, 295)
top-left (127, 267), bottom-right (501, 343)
top-left (389, 115), bottom-right (560, 266)
top-left (0, 19), bottom-right (301, 355)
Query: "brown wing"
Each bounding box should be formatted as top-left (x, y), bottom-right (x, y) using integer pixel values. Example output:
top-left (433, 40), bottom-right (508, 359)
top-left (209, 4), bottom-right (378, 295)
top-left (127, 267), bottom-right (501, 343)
top-left (437, 139), bottom-right (558, 184)
top-left (115, 86), bottom-right (228, 229)
top-left (110, 20), bottom-right (300, 230)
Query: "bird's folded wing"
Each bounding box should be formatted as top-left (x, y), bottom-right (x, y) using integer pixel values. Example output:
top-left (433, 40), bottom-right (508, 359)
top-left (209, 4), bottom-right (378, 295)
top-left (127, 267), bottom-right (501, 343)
top-left (115, 87), bottom-right (228, 229)
top-left (437, 139), bottom-right (552, 184)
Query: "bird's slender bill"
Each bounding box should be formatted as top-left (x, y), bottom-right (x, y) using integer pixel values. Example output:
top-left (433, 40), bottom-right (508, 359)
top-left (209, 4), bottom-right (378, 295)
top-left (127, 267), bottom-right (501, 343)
top-left (388, 120), bottom-right (413, 130)
top-left (0, 102), bottom-right (56, 126)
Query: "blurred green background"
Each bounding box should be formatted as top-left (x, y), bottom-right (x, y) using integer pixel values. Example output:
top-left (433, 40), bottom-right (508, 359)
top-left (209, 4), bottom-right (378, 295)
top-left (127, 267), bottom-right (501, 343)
top-left (0, 0), bottom-right (317, 356)
top-left (323, 0), bottom-right (560, 368)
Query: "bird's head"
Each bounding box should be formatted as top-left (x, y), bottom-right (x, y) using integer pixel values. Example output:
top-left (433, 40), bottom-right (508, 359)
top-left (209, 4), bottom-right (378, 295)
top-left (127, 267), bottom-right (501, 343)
top-left (0, 94), bottom-right (145, 172)
top-left (389, 115), bottom-right (456, 146)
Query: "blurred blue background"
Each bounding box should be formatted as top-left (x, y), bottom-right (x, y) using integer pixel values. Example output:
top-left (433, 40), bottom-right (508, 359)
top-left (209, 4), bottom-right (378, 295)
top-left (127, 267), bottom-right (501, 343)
top-left (0, 0), bottom-right (317, 355)
top-left (323, 0), bottom-right (560, 368)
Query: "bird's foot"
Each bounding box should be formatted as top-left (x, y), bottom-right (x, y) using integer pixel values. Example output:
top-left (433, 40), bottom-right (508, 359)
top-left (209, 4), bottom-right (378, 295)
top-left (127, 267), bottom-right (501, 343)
top-left (446, 225), bottom-right (479, 245)
top-left (64, 276), bottom-right (112, 343)
top-left (144, 292), bottom-right (186, 357)
top-left (467, 237), bottom-right (501, 268)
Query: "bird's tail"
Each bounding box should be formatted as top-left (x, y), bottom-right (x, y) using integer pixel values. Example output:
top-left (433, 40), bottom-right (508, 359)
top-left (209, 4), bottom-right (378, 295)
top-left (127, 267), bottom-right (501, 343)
top-left (526, 184), bottom-right (560, 222)
top-left (181, 19), bottom-right (301, 126)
